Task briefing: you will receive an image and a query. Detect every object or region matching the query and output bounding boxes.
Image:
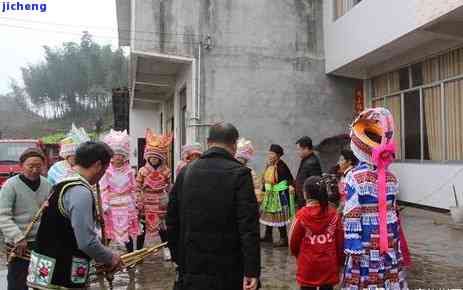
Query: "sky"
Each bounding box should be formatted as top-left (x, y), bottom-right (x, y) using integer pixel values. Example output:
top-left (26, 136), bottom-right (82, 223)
top-left (0, 0), bottom-right (119, 94)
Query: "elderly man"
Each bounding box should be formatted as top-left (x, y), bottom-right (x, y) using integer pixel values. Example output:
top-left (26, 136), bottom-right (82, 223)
top-left (0, 148), bottom-right (52, 290)
top-left (167, 123), bottom-right (261, 290)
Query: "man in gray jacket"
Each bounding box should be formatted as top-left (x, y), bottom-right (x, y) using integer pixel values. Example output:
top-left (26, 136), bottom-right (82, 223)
top-left (0, 148), bottom-right (52, 290)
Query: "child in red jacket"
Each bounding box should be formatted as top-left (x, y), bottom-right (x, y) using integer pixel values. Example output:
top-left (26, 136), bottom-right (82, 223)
top-left (289, 176), bottom-right (344, 290)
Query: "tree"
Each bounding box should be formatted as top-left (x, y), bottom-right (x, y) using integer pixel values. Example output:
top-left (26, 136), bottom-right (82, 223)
top-left (16, 31), bottom-right (128, 120)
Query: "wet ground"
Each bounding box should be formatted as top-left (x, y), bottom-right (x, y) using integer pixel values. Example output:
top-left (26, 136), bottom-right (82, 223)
top-left (1, 206), bottom-right (462, 289)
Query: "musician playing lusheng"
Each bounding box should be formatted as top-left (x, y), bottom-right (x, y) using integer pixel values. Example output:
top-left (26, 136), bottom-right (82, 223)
top-left (27, 142), bottom-right (122, 290)
top-left (0, 148), bottom-right (52, 290)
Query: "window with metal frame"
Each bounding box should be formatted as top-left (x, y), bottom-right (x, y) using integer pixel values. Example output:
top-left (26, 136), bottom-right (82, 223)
top-left (370, 47), bottom-right (463, 161)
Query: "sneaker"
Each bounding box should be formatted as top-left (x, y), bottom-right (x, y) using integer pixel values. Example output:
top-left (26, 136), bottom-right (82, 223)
top-left (163, 247), bottom-right (172, 261)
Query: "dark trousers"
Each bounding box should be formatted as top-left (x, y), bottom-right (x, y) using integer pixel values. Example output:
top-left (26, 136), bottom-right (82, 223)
top-left (7, 257), bottom-right (29, 290)
top-left (264, 225), bottom-right (287, 239)
top-left (301, 286), bottom-right (333, 290)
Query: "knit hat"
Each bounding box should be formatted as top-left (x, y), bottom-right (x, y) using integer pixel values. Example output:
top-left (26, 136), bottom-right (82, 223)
top-left (350, 107), bottom-right (395, 164)
top-left (236, 138), bottom-right (255, 161)
top-left (103, 129), bottom-right (130, 157)
top-left (60, 124), bottom-right (90, 159)
top-left (181, 143), bottom-right (202, 160)
top-left (269, 144), bottom-right (284, 156)
top-left (144, 129), bottom-right (173, 163)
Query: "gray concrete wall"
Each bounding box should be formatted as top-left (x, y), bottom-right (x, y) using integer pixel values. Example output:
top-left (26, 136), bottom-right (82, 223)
top-left (133, 0), bottom-right (356, 173)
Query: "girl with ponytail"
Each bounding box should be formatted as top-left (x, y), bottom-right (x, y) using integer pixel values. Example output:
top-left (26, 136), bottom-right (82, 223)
top-left (289, 176), bottom-right (344, 290)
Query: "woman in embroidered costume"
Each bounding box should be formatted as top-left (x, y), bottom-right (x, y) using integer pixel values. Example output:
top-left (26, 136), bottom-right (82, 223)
top-left (260, 144), bottom-right (295, 247)
top-left (235, 138), bottom-right (263, 203)
top-left (99, 130), bottom-right (141, 253)
top-left (136, 129), bottom-right (172, 260)
top-left (47, 124), bottom-right (90, 186)
top-left (175, 143), bottom-right (202, 176)
top-left (342, 107), bottom-right (408, 289)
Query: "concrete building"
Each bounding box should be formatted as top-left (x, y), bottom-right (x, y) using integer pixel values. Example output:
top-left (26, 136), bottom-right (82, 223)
top-left (115, 0), bottom-right (356, 173)
top-left (115, 0), bottom-right (463, 210)
top-left (325, 0), bottom-right (463, 209)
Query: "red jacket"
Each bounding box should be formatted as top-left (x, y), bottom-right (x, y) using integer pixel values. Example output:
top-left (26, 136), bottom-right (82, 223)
top-left (289, 204), bottom-right (344, 287)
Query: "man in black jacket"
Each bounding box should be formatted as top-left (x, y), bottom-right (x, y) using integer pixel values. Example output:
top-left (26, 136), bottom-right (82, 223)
top-left (167, 123), bottom-right (260, 290)
top-left (295, 136), bottom-right (322, 209)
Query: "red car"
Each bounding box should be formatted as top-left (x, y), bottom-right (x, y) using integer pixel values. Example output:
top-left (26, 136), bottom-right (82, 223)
top-left (0, 139), bottom-right (58, 188)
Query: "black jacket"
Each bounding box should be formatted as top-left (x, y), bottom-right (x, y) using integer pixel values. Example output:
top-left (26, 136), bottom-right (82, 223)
top-left (295, 153), bottom-right (322, 208)
top-left (166, 147), bottom-right (261, 290)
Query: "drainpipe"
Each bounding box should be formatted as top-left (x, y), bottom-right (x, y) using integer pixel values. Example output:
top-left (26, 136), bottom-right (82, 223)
top-left (196, 40), bottom-right (201, 120)
top-left (190, 36), bottom-right (215, 128)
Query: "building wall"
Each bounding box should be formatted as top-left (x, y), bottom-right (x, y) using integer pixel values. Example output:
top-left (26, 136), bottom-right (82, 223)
top-left (131, 0), bottom-right (356, 173)
top-left (392, 162), bottom-right (463, 210)
top-left (129, 106), bottom-right (161, 167)
top-left (324, 0), bottom-right (463, 76)
top-left (324, 0), bottom-right (418, 76)
top-left (416, 0), bottom-right (463, 26)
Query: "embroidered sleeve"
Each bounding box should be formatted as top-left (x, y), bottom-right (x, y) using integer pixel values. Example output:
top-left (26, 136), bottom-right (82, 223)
top-left (135, 168), bottom-right (146, 210)
top-left (343, 173), bottom-right (364, 255)
top-left (250, 169), bottom-right (262, 201)
top-left (128, 169), bottom-right (138, 202)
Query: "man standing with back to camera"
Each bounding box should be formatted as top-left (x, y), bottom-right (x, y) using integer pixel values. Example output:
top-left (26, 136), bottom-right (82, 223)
top-left (167, 123), bottom-right (261, 290)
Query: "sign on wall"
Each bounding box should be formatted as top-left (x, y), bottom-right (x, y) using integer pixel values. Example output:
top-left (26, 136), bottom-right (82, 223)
top-left (354, 81), bottom-right (364, 114)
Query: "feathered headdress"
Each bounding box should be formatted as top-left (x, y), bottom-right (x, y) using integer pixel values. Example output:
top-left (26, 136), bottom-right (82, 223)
top-left (60, 123), bottom-right (90, 158)
top-left (103, 129), bottom-right (130, 157)
top-left (144, 129), bottom-right (173, 162)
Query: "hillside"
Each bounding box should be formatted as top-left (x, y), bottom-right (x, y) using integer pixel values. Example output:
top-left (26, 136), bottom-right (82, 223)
top-left (0, 95), bottom-right (113, 140)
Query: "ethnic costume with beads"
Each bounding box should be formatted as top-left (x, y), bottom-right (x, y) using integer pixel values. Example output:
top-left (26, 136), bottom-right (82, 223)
top-left (100, 130), bottom-right (140, 245)
top-left (260, 144), bottom-right (295, 227)
top-left (136, 129), bottom-right (172, 244)
top-left (175, 143), bottom-right (202, 176)
top-left (48, 124), bottom-right (90, 186)
top-left (342, 107), bottom-right (408, 290)
top-left (236, 138), bottom-right (263, 203)
top-left (27, 176), bottom-right (96, 289)
top-left (260, 161), bottom-right (295, 226)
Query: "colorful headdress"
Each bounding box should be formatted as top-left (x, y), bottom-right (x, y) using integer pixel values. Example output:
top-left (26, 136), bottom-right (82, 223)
top-left (350, 107), bottom-right (395, 164)
top-left (181, 143), bottom-right (202, 160)
top-left (103, 129), bottom-right (130, 157)
top-left (236, 138), bottom-right (255, 161)
top-left (144, 129), bottom-right (173, 162)
top-left (60, 124), bottom-right (90, 158)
